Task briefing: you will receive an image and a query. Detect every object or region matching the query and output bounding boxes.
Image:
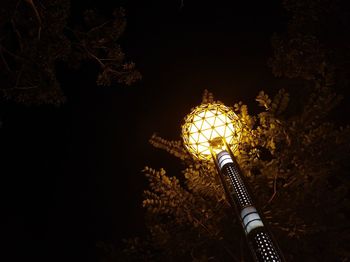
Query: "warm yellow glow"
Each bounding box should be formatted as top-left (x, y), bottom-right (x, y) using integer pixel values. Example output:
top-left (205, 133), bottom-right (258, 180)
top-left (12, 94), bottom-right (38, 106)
top-left (182, 103), bottom-right (242, 160)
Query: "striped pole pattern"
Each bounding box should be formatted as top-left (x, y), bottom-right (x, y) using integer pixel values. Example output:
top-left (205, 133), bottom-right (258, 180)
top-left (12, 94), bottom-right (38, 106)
top-left (216, 151), bottom-right (283, 262)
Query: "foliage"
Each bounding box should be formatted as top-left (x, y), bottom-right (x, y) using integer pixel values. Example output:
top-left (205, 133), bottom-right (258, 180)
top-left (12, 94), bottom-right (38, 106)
top-left (0, 0), bottom-right (141, 105)
top-left (113, 0), bottom-right (350, 261)
top-left (269, 0), bottom-right (350, 92)
top-left (127, 86), bottom-right (349, 261)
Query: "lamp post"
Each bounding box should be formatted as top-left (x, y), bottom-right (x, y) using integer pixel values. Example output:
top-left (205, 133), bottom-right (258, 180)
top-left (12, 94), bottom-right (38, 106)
top-left (181, 103), bottom-right (284, 262)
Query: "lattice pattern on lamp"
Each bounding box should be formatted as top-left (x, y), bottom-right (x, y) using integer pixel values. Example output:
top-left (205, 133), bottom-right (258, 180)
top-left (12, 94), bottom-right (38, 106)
top-left (182, 103), bottom-right (242, 161)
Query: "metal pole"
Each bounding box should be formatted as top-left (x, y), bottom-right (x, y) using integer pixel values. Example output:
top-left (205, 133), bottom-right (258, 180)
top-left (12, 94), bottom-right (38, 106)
top-left (214, 150), bottom-right (285, 262)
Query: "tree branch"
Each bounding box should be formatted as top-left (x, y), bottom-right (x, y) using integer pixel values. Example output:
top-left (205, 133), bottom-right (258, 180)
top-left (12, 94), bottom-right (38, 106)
top-left (0, 45), bottom-right (23, 61)
top-left (0, 46), bottom-right (11, 72)
top-left (182, 205), bottom-right (239, 262)
top-left (11, 1), bottom-right (23, 50)
top-left (87, 20), bottom-right (112, 34)
top-left (80, 43), bottom-right (105, 68)
top-left (24, 0), bottom-right (42, 39)
top-left (283, 177), bottom-right (297, 188)
top-left (12, 85), bottom-right (38, 90)
top-left (268, 174), bottom-right (278, 204)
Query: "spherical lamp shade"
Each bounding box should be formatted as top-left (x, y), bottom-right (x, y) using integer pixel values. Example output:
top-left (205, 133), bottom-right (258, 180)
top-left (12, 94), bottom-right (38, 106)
top-left (182, 103), bottom-right (242, 161)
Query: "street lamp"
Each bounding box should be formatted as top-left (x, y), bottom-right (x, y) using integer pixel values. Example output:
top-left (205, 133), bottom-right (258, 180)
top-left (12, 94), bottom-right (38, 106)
top-left (182, 102), bottom-right (284, 262)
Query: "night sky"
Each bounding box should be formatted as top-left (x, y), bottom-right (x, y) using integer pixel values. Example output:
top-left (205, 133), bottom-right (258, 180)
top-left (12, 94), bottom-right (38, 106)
top-left (1, 1), bottom-right (319, 261)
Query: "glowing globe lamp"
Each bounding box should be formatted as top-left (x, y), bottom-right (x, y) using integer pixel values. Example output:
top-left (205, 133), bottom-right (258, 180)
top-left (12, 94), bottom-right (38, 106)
top-left (181, 102), bottom-right (284, 262)
top-left (181, 103), bottom-right (242, 161)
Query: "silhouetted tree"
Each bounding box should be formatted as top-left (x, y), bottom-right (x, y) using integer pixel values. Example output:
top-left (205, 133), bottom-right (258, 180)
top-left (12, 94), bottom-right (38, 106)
top-left (0, 0), bottom-right (141, 105)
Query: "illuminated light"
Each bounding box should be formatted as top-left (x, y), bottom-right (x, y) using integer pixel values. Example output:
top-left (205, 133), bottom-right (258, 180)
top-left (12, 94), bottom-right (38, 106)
top-left (182, 103), bottom-right (242, 161)
top-left (245, 218), bottom-right (264, 235)
top-left (240, 206), bottom-right (264, 234)
top-left (217, 151), bottom-right (233, 169)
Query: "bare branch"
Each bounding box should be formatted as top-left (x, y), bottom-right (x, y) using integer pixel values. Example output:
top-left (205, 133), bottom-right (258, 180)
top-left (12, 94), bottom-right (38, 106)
top-left (11, 1), bottom-right (23, 50)
top-left (24, 0), bottom-right (42, 39)
top-left (14, 68), bottom-right (23, 88)
top-left (0, 46), bottom-right (11, 72)
top-left (12, 85), bottom-right (38, 90)
top-left (268, 174), bottom-right (278, 204)
top-left (87, 20), bottom-right (112, 34)
top-left (80, 43), bottom-right (105, 68)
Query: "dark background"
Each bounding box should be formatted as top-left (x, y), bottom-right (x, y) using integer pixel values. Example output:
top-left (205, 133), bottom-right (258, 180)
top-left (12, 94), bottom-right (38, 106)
top-left (0, 1), bottom-right (308, 261)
